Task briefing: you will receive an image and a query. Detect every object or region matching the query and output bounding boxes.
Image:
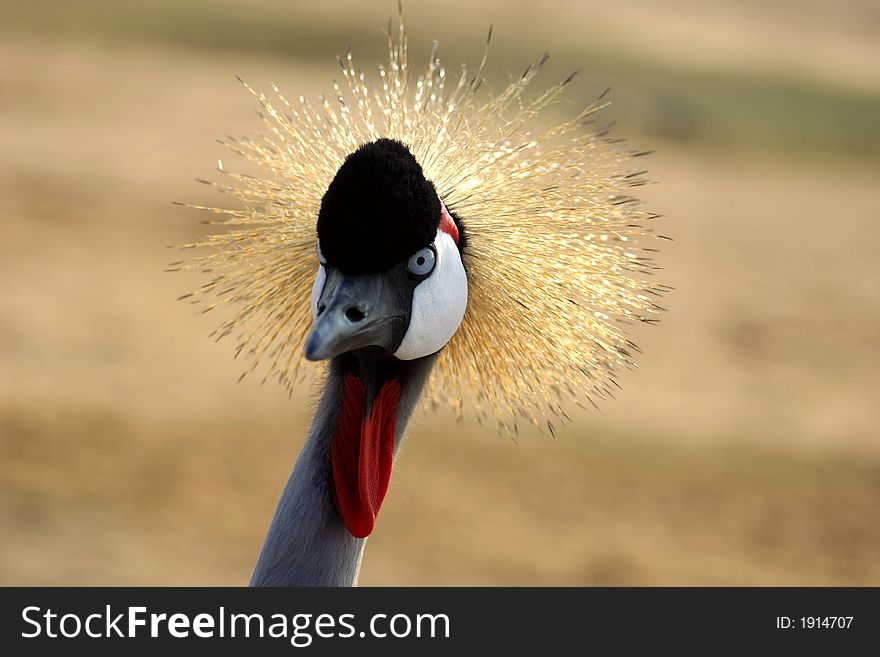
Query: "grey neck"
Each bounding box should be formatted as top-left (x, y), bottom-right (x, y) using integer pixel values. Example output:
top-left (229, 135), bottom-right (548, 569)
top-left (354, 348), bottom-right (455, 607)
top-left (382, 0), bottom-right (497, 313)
top-left (249, 351), bottom-right (436, 586)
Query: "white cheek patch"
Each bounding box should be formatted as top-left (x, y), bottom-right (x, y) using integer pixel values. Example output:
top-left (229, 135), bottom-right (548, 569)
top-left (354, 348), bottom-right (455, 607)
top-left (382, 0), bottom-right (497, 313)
top-left (310, 264), bottom-right (327, 320)
top-left (394, 229), bottom-right (468, 360)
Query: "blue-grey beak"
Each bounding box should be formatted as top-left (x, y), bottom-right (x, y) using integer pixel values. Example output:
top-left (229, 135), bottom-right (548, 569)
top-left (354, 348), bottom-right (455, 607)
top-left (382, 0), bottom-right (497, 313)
top-left (304, 267), bottom-right (409, 361)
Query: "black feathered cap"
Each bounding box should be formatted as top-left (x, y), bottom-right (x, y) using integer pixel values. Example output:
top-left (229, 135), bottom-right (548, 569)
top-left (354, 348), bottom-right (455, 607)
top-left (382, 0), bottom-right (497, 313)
top-left (317, 138), bottom-right (441, 274)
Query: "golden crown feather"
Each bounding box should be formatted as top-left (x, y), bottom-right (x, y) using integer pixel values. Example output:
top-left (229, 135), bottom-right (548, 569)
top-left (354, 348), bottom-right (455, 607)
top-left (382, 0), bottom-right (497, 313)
top-left (173, 8), bottom-right (668, 435)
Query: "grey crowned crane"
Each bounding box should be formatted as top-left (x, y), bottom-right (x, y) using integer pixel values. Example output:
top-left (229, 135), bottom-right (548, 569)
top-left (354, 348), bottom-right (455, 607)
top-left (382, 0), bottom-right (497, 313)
top-left (176, 12), bottom-right (667, 586)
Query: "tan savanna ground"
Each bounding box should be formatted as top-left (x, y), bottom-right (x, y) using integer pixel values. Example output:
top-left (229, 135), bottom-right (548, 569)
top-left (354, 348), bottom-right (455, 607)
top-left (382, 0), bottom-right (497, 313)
top-left (1, 1), bottom-right (878, 585)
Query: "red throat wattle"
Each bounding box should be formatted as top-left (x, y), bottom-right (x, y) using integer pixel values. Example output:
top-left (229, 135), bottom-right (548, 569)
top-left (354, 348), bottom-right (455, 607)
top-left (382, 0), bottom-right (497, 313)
top-left (331, 373), bottom-right (401, 538)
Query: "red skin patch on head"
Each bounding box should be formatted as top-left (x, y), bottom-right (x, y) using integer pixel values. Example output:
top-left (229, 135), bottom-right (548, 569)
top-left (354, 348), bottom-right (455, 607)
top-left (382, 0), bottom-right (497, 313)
top-left (439, 202), bottom-right (459, 245)
top-left (331, 374), bottom-right (401, 538)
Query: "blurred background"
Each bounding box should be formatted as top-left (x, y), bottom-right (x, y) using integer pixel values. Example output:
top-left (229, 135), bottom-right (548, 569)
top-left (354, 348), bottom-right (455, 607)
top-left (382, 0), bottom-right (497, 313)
top-left (1, 0), bottom-right (878, 585)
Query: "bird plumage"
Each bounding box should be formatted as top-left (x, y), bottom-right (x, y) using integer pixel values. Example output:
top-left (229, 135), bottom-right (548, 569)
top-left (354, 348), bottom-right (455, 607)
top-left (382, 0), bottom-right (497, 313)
top-left (176, 7), bottom-right (666, 586)
top-left (250, 351), bottom-right (435, 586)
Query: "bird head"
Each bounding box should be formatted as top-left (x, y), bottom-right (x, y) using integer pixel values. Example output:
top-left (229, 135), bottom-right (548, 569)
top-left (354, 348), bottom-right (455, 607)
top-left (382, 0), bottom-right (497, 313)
top-left (177, 13), bottom-right (667, 439)
top-left (305, 139), bottom-right (467, 363)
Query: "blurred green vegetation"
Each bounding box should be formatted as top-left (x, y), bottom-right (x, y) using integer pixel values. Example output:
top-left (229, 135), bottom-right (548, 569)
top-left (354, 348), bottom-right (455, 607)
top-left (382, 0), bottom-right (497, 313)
top-left (4, 0), bottom-right (879, 161)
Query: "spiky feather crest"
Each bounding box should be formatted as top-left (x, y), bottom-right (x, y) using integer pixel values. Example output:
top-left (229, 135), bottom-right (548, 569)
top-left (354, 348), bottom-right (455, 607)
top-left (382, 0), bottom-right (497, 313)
top-left (174, 9), bottom-right (667, 435)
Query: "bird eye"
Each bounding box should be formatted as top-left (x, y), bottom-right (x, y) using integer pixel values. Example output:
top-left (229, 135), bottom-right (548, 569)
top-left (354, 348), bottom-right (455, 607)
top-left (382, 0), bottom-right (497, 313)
top-left (407, 246), bottom-right (436, 279)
